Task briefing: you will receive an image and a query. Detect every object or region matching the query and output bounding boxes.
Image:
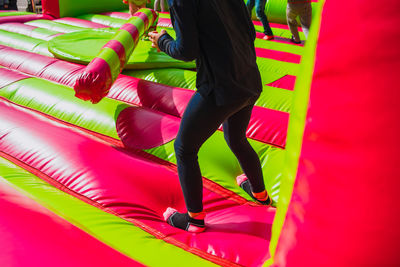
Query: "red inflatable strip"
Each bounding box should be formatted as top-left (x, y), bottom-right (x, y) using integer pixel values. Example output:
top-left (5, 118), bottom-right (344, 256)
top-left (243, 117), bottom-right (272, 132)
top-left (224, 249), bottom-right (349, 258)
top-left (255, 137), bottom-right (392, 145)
top-left (0, 178), bottom-right (142, 266)
top-left (0, 22), bottom-right (61, 41)
top-left (0, 99), bottom-right (275, 267)
top-left (103, 39), bottom-right (127, 69)
top-left (0, 67), bottom-right (31, 88)
top-left (0, 46), bottom-right (288, 147)
top-left (157, 17), bottom-right (173, 28)
top-left (266, 75), bottom-right (296, 91)
top-left (0, 14), bottom-right (53, 24)
top-left (255, 47), bottom-right (301, 63)
top-left (246, 107), bottom-right (288, 148)
top-left (54, 17), bottom-right (109, 28)
top-left (276, 1), bottom-right (400, 266)
top-left (134, 11), bottom-right (152, 29)
top-left (73, 57), bottom-right (113, 103)
top-left (110, 75), bottom-right (192, 118)
top-left (102, 11), bottom-right (131, 20)
top-left (0, 45), bottom-right (81, 87)
top-left (120, 23), bottom-right (140, 43)
top-left (117, 106), bottom-right (180, 150)
top-left (0, 22), bottom-right (38, 34)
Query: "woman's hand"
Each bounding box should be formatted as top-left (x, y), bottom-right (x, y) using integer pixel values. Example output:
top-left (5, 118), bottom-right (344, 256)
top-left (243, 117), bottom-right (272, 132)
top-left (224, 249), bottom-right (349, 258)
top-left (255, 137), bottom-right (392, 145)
top-left (148, 30), bottom-right (167, 52)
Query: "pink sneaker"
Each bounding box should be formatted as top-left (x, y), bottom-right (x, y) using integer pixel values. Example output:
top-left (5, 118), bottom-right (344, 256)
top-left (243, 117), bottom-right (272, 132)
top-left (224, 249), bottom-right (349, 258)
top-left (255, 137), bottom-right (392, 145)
top-left (263, 35), bottom-right (274, 41)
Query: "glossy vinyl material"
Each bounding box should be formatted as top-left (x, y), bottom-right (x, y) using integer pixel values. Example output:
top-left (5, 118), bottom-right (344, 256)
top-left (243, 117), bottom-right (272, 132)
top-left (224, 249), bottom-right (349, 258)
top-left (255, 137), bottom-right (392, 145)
top-left (0, 29), bottom-right (52, 57)
top-left (5, 70), bottom-right (286, 202)
top-left (0, 99), bottom-right (275, 267)
top-left (0, 157), bottom-right (217, 267)
top-left (73, 57), bottom-right (113, 103)
top-left (0, 45), bottom-right (81, 87)
top-left (274, 0), bottom-right (400, 266)
top-left (245, 106), bottom-right (288, 148)
top-left (0, 175), bottom-right (142, 267)
top-left (0, 67), bottom-right (30, 88)
top-left (0, 14), bottom-right (52, 24)
top-left (110, 75), bottom-right (193, 117)
top-left (116, 106), bottom-right (180, 149)
top-left (0, 23), bottom-right (60, 41)
top-left (266, 75), bottom-right (296, 91)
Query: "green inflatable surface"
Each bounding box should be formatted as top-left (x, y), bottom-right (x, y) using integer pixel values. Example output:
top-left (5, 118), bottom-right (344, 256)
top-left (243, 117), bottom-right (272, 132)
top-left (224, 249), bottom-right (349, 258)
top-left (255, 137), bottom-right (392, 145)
top-left (48, 29), bottom-right (196, 69)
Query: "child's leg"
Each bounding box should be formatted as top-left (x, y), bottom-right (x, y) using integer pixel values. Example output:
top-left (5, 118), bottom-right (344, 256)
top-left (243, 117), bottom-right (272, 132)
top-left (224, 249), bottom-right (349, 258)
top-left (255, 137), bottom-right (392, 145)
top-left (153, 0), bottom-right (159, 11)
top-left (160, 0), bottom-right (166, 12)
top-left (287, 3), bottom-right (301, 42)
top-left (299, 3), bottom-right (312, 39)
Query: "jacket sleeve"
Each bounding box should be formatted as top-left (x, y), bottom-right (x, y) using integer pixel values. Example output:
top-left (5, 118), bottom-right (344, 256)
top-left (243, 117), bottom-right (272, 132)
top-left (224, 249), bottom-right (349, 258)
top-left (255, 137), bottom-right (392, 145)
top-left (158, 0), bottom-right (199, 62)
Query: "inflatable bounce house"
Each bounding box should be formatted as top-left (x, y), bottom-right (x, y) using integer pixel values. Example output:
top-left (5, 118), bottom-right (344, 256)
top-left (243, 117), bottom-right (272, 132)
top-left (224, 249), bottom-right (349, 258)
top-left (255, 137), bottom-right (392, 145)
top-left (0, 0), bottom-right (398, 266)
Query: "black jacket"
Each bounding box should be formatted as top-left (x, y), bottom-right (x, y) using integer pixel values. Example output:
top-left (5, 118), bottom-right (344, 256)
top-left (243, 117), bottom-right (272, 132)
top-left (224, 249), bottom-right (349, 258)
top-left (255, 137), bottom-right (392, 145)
top-left (158, 0), bottom-right (262, 105)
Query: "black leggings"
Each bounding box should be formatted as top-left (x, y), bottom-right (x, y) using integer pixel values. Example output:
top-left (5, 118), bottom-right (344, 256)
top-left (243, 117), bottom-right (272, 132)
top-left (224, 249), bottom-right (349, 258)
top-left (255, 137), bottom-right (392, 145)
top-left (174, 92), bottom-right (265, 212)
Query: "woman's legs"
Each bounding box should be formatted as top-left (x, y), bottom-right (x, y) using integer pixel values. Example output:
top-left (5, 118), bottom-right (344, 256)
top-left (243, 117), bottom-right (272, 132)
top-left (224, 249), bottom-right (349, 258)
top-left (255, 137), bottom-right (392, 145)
top-left (223, 103), bottom-right (265, 194)
top-left (174, 92), bottom-right (247, 212)
top-left (167, 92), bottom-right (267, 231)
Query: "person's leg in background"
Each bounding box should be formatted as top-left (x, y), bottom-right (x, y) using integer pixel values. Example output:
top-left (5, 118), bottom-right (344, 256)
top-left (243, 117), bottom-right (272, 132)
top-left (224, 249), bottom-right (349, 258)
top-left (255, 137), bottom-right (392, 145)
top-left (255, 0), bottom-right (274, 40)
top-left (223, 100), bottom-right (271, 204)
top-left (298, 2), bottom-right (312, 39)
top-left (286, 3), bottom-right (301, 43)
top-left (160, 0), bottom-right (166, 12)
top-left (246, 0), bottom-right (256, 16)
top-left (153, 0), bottom-right (159, 11)
top-left (26, 0), bottom-right (33, 12)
